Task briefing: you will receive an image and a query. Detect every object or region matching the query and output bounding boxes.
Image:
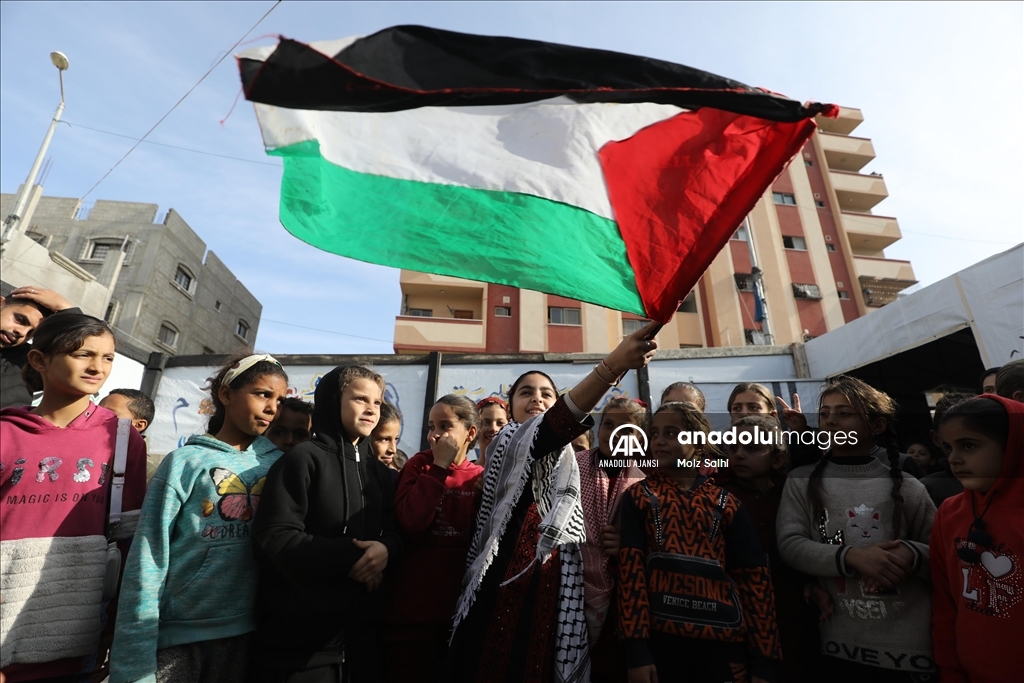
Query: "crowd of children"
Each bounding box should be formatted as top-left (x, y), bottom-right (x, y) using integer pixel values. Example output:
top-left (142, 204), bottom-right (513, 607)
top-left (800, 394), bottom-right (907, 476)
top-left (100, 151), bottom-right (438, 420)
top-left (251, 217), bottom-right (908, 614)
top-left (2, 292), bottom-right (1024, 683)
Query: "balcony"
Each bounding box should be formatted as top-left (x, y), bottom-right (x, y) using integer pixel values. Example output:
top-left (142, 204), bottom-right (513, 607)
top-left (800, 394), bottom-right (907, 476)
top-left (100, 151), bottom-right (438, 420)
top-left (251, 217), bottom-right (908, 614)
top-left (830, 170), bottom-right (888, 212)
top-left (399, 269), bottom-right (486, 297)
top-left (819, 132), bottom-right (876, 172)
top-left (393, 315), bottom-right (485, 352)
top-left (855, 256), bottom-right (917, 307)
top-left (815, 106), bottom-right (864, 136)
top-left (842, 211), bottom-right (902, 251)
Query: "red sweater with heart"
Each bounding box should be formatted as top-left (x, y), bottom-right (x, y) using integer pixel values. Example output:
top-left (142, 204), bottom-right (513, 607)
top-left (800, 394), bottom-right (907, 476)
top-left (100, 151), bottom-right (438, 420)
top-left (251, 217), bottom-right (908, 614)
top-left (930, 395), bottom-right (1024, 683)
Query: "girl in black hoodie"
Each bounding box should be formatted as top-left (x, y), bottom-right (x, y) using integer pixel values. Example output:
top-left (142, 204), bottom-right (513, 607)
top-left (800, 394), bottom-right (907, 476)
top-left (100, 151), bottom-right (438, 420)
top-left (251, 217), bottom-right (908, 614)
top-left (251, 365), bottom-right (402, 683)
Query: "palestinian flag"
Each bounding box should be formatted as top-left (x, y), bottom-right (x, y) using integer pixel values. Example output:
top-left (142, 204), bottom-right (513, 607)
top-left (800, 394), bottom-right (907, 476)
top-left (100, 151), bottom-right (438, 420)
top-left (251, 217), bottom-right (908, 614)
top-left (239, 25), bottom-right (835, 322)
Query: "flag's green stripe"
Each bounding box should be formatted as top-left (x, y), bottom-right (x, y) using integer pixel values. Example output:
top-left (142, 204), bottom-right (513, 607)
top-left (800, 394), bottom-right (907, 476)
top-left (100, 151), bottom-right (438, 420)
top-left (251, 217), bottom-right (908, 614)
top-left (270, 140), bottom-right (645, 316)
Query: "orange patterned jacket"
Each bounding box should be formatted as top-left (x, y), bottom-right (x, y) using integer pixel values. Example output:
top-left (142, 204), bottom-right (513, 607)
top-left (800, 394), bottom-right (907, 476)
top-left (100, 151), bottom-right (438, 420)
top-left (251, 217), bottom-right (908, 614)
top-left (617, 472), bottom-right (782, 672)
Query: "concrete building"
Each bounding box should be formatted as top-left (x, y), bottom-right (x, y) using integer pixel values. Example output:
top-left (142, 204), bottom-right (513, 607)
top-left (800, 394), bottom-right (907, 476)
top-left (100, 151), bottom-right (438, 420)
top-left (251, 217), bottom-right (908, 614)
top-left (393, 106), bottom-right (917, 354)
top-left (0, 191), bottom-right (262, 356)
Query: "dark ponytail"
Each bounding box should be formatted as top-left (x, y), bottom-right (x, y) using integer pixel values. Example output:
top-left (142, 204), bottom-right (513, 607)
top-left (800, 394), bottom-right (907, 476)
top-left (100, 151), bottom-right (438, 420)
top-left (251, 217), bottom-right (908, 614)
top-left (881, 422), bottom-right (905, 539)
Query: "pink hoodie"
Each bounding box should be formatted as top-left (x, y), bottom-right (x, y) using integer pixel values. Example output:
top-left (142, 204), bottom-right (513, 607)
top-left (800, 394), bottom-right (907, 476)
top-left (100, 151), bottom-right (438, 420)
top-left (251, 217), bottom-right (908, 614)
top-left (1, 403), bottom-right (147, 681)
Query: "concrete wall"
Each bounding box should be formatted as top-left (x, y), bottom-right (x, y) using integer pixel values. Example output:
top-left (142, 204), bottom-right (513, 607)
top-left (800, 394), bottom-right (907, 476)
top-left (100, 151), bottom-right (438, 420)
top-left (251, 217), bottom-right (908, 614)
top-left (0, 192), bottom-right (262, 356)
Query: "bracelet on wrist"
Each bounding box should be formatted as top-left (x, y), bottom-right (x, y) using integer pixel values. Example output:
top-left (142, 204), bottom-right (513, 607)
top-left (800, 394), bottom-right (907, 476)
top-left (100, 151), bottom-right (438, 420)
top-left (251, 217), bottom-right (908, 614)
top-left (601, 358), bottom-right (625, 382)
top-left (593, 364), bottom-right (617, 386)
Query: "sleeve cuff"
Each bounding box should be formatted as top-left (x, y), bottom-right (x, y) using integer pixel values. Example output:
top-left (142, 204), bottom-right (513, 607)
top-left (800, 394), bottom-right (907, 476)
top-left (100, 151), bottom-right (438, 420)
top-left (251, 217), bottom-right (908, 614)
top-left (836, 546), bottom-right (856, 577)
top-left (545, 396), bottom-right (594, 443)
top-left (900, 540), bottom-right (923, 574)
top-left (426, 463), bottom-right (450, 482)
top-left (562, 391), bottom-right (588, 422)
top-left (621, 638), bottom-right (654, 669)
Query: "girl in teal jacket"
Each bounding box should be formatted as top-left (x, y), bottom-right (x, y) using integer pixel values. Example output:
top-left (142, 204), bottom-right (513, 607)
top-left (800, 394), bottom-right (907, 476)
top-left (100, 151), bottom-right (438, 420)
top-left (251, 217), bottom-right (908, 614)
top-left (111, 354), bottom-right (289, 683)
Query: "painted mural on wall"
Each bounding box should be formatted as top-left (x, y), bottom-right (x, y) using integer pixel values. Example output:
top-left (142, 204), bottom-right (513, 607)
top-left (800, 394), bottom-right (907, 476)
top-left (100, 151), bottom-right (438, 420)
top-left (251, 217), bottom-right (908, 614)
top-left (147, 364), bottom-right (428, 457)
top-left (437, 363), bottom-right (639, 412)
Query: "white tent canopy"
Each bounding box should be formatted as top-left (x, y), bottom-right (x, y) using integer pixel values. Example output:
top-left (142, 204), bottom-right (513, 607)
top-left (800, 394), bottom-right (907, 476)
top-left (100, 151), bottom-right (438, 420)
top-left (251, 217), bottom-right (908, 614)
top-left (805, 244), bottom-right (1023, 378)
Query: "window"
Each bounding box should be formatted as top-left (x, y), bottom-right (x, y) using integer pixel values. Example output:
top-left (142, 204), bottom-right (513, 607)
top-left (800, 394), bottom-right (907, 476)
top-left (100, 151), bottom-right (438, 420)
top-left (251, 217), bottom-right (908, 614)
top-left (27, 231), bottom-right (49, 247)
top-left (236, 319), bottom-right (250, 341)
top-left (622, 319), bottom-right (648, 336)
top-left (772, 192), bottom-right (796, 206)
top-left (677, 292), bottom-right (698, 313)
top-left (826, 243), bottom-right (837, 252)
top-left (407, 308), bottom-right (433, 317)
top-left (782, 235), bottom-right (807, 250)
top-left (792, 283), bottom-right (823, 300)
top-left (83, 239), bottom-right (131, 263)
top-left (837, 291), bottom-right (850, 300)
top-left (90, 243), bottom-right (111, 261)
top-left (548, 307), bottom-right (581, 325)
top-left (494, 306), bottom-right (512, 317)
top-left (157, 323), bottom-right (178, 349)
top-left (732, 225), bottom-right (748, 241)
top-left (744, 329), bottom-right (768, 346)
top-left (734, 273), bottom-right (755, 292)
top-left (815, 200), bottom-right (826, 208)
top-left (173, 265), bottom-right (193, 292)
top-left (805, 160), bottom-right (813, 167)
top-left (215, 300), bottom-right (222, 312)
top-left (104, 300), bottom-right (119, 324)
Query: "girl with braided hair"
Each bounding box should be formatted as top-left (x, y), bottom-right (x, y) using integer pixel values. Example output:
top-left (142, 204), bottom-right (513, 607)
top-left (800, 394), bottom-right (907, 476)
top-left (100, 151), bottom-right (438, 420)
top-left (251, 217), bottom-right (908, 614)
top-left (776, 376), bottom-right (937, 682)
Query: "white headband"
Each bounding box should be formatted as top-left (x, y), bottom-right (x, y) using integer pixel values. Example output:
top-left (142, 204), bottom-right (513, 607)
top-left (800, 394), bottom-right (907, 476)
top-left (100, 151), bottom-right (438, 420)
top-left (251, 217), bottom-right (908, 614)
top-left (222, 353), bottom-right (282, 386)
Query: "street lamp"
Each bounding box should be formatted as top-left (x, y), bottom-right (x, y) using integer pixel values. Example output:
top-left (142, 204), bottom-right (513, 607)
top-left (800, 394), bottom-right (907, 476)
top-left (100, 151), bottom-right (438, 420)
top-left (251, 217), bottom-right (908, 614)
top-left (1, 51), bottom-right (70, 244)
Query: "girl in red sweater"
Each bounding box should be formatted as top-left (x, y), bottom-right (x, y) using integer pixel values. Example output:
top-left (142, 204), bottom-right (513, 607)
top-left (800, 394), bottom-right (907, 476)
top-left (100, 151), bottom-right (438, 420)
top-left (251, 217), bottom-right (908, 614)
top-left (1, 314), bottom-right (147, 683)
top-left (386, 394), bottom-right (484, 683)
top-left (931, 395), bottom-right (1024, 683)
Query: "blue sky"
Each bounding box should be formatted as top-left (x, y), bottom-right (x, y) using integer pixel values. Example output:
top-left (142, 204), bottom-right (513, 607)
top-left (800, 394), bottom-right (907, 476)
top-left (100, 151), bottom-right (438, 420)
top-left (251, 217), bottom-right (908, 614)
top-left (2, 1), bottom-right (1021, 354)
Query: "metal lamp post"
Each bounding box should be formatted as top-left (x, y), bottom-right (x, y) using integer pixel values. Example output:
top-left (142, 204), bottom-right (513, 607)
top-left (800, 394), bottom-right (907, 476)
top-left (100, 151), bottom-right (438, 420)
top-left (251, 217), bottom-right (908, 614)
top-left (1, 51), bottom-right (70, 244)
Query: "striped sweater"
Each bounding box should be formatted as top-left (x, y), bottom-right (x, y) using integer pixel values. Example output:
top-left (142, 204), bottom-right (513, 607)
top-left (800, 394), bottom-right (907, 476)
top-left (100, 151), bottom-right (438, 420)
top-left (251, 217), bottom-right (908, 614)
top-left (0, 404), bottom-right (147, 680)
top-left (617, 472), bottom-right (782, 677)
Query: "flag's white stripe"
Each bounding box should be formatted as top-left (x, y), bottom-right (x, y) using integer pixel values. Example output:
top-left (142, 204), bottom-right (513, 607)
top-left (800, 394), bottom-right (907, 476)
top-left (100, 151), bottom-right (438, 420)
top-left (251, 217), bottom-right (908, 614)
top-left (255, 99), bottom-right (684, 220)
top-left (238, 36), bottom-right (363, 63)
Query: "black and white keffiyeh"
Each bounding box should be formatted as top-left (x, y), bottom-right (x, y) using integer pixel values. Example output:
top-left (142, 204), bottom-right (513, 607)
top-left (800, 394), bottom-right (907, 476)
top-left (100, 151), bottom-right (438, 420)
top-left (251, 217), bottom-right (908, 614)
top-left (452, 414), bottom-right (590, 683)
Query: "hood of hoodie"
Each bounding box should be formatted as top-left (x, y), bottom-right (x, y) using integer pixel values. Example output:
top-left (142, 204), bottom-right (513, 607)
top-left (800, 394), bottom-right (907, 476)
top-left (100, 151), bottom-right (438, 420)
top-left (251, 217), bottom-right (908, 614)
top-left (0, 401), bottom-right (112, 432)
top-left (312, 366), bottom-right (347, 443)
top-left (965, 395), bottom-right (1024, 509)
top-left (184, 432), bottom-right (282, 459)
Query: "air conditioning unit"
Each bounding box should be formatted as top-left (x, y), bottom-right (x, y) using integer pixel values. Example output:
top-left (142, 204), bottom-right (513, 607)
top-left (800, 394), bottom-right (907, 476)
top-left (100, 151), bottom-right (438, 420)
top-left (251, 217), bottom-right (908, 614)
top-left (804, 152), bottom-right (812, 159)
top-left (814, 193), bottom-right (821, 199)
top-left (502, 296), bottom-right (511, 304)
top-left (836, 281), bottom-right (844, 288)
top-left (825, 235), bottom-right (832, 241)
top-left (792, 283), bottom-right (823, 300)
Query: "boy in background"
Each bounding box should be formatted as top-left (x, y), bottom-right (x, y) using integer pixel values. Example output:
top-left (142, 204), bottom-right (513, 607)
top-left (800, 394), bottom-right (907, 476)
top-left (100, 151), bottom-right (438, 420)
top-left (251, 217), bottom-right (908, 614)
top-left (100, 388), bottom-right (158, 482)
top-left (0, 286), bottom-right (77, 408)
top-left (265, 397), bottom-right (314, 454)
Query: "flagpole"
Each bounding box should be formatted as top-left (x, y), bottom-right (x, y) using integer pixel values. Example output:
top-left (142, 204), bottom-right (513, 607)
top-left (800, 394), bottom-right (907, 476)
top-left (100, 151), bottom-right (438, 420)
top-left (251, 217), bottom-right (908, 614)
top-left (744, 218), bottom-right (774, 345)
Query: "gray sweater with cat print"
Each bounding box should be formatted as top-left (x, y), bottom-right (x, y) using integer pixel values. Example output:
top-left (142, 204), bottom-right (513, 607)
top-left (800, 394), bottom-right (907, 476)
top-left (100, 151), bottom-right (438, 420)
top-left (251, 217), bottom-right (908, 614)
top-left (777, 457), bottom-right (937, 674)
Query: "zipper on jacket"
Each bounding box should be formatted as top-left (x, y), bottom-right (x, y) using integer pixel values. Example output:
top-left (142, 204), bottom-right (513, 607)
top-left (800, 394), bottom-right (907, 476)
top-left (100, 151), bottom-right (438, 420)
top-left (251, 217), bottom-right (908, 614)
top-left (355, 447), bottom-right (365, 538)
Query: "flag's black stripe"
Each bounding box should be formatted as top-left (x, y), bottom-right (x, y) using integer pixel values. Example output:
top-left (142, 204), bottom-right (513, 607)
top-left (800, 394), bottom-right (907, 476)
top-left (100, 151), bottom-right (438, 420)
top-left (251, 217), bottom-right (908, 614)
top-left (241, 25), bottom-right (825, 121)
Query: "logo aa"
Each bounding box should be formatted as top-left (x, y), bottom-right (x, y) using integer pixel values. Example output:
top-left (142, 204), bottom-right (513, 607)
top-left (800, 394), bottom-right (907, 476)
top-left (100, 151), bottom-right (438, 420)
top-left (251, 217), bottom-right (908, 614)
top-left (610, 423), bottom-right (648, 458)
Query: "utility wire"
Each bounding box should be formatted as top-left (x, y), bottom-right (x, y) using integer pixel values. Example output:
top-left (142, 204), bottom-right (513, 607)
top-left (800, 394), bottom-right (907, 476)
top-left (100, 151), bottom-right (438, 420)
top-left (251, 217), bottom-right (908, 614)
top-left (259, 318), bottom-right (395, 345)
top-left (78, 0), bottom-right (282, 201)
top-left (63, 121), bottom-right (280, 167)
